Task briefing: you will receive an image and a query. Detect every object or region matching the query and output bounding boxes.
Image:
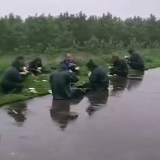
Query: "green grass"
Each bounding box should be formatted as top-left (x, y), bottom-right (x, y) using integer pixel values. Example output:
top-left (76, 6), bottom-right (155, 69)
top-left (0, 48), bottom-right (160, 107)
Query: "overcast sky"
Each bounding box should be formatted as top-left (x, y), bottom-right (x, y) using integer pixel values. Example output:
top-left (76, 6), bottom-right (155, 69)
top-left (0, 0), bottom-right (160, 19)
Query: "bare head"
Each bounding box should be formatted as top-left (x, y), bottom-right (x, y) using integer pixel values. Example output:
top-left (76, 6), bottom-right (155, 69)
top-left (111, 53), bottom-right (119, 63)
top-left (66, 53), bottom-right (73, 61)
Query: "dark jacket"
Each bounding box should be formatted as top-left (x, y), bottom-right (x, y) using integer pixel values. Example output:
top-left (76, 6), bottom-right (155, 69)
top-left (49, 67), bottom-right (79, 100)
top-left (1, 60), bottom-right (24, 84)
top-left (128, 52), bottom-right (145, 71)
top-left (61, 59), bottom-right (76, 70)
top-left (86, 60), bottom-right (109, 90)
top-left (113, 59), bottom-right (128, 77)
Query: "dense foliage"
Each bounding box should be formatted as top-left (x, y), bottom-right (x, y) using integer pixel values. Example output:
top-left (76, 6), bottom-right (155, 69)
top-left (0, 12), bottom-right (160, 54)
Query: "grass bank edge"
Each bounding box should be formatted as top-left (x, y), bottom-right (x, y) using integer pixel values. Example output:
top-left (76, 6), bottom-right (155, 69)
top-left (0, 49), bottom-right (160, 107)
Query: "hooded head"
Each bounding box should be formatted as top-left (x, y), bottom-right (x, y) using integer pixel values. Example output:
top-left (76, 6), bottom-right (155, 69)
top-left (16, 56), bottom-right (24, 61)
top-left (127, 49), bottom-right (134, 55)
top-left (12, 59), bottom-right (24, 71)
top-left (86, 59), bottom-right (97, 72)
top-left (34, 58), bottom-right (42, 65)
top-left (16, 56), bottom-right (25, 66)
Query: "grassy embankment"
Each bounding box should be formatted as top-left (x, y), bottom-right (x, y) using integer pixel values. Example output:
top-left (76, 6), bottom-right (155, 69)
top-left (0, 49), bottom-right (160, 106)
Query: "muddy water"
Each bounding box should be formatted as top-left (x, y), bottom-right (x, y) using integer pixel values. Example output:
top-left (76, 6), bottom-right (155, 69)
top-left (1, 68), bottom-right (160, 160)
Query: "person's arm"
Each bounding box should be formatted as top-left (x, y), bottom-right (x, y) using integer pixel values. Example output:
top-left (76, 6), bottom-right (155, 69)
top-left (89, 71), bottom-right (97, 83)
top-left (128, 53), bottom-right (137, 62)
top-left (37, 62), bottom-right (43, 68)
top-left (28, 62), bottom-right (38, 71)
top-left (69, 72), bottom-right (79, 83)
top-left (49, 74), bottom-right (53, 84)
top-left (10, 70), bottom-right (24, 83)
top-left (115, 61), bottom-right (124, 72)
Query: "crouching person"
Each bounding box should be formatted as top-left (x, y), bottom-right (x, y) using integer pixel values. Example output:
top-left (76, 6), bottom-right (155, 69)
top-left (110, 54), bottom-right (128, 77)
top-left (49, 63), bottom-right (84, 100)
top-left (1, 60), bottom-right (25, 94)
top-left (80, 59), bottom-right (109, 91)
top-left (127, 49), bottom-right (145, 72)
top-left (28, 58), bottom-right (46, 75)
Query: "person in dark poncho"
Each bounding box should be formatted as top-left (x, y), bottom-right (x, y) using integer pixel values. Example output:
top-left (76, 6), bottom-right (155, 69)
top-left (110, 54), bottom-right (128, 77)
top-left (80, 59), bottom-right (109, 91)
top-left (49, 63), bottom-right (84, 100)
top-left (15, 56), bottom-right (30, 76)
top-left (1, 59), bottom-right (25, 94)
top-left (127, 49), bottom-right (145, 72)
top-left (28, 58), bottom-right (44, 75)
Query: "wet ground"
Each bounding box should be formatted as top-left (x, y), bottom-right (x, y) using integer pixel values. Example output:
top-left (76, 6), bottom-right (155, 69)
top-left (1, 68), bottom-right (160, 160)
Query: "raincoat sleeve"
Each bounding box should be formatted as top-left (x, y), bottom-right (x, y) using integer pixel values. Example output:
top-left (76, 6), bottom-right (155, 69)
top-left (49, 74), bottom-right (52, 84)
top-left (89, 71), bottom-right (97, 83)
top-left (69, 72), bottom-right (79, 83)
top-left (28, 61), bottom-right (37, 71)
top-left (128, 53), bottom-right (137, 62)
top-left (114, 61), bottom-right (124, 71)
top-left (11, 70), bottom-right (24, 83)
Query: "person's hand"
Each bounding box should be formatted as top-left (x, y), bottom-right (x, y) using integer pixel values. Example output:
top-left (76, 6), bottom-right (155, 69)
top-left (125, 56), bottom-right (129, 59)
top-left (69, 70), bottom-right (73, 73)
top-left (25, 70), bottom-right (29, 74)
top-left (38, 67), bottom-right (42, 70)
top-left (20, 72), bottom-right (27, 75)
top-left (37, 69), bottom-right (42, 73)
top-left (88, 72), bottom-right (91, 77)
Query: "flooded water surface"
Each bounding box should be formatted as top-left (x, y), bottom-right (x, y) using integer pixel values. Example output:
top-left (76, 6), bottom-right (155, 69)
top-left (1, 68), bottom-right (160, 160)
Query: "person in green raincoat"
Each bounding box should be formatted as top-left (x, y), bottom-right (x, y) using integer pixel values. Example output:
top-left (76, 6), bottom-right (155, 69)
top-left (49, 63), bottom-right (84, 100)
top-left (79, 59), bottom-right (109, 91)
top-left (1, 59), bottom-right (25, 94)
top-left (109, 54), bottom-right (128, 77)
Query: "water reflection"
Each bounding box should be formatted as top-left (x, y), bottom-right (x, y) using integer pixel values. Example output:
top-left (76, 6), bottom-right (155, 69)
top-left (50, 97), bottom-right (83, 130)
top-left (6, 102), bottom-right (27, 126)
top-left (127, 79), bottom-right (143, 91)
top-left (86, 90), bottom-right (109, 116)
top-left (110, 78), bottom-right (128, 96)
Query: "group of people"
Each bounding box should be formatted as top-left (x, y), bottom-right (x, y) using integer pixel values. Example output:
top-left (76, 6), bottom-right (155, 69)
top-left (110, 49), bottom-right (145, 77)
top-left (50, 49), bottom-right (145, 100)
top-left (0, 49), bottom-right (145, 98)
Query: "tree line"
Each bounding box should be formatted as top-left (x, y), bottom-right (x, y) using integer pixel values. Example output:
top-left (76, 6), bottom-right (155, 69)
top-left (0, 12), bottom-right (160, 54)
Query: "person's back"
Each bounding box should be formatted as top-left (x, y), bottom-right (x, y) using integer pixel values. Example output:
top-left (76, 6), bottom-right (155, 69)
top-left (90, 66), bottom-right (109, 90)
top-left (86, 60), bottom-right (109, 90)
top-left (113, 58), bottom-right (128, 77)
top-left (50, 69), bottom-right (79, 100)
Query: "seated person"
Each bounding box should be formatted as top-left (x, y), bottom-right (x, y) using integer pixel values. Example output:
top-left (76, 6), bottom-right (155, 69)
top-left (61, 53), bottom-right (77, 70)
top-left (13, 57), bottom-right (29, 77)
top-left (1, 59), bottom-right (25, 94)
top-left (28, 58), bottom-right (44, 75)
top-left (49, 63), bottom-right (84, 100)
top-left (110, 54), bottom-right (128, 77)
top-left (127, 49), bottom-right (145, 72)
top-left (80, 59), bottom-right (109, 91)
